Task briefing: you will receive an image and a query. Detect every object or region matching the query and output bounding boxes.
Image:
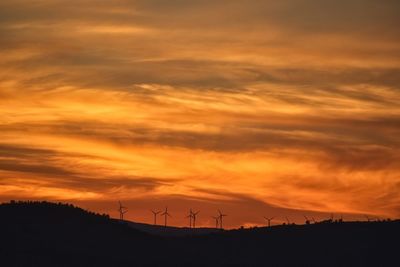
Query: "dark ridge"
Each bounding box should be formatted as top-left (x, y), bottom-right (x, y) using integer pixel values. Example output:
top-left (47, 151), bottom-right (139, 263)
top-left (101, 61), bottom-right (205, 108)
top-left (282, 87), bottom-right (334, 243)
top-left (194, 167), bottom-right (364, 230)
top-left (0, 201), bottom-right (399, 267)
top-left (125, 220), bottom-right (221, 237)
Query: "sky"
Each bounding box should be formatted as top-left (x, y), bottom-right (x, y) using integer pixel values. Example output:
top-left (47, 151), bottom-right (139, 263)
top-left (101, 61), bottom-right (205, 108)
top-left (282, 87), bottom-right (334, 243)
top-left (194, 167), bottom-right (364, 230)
top-left (0, 0), bottom-right (399, 228)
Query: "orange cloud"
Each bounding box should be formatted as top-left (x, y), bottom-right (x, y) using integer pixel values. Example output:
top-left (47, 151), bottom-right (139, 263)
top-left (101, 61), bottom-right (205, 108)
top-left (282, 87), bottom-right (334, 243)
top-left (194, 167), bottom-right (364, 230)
top-left (0, 0), bottom-right (399, 228)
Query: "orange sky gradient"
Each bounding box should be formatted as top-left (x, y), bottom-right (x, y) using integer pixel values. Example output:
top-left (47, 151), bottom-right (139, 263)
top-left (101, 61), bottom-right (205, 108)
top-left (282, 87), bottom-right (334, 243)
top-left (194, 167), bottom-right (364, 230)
top-left (1, 0), bottom-right (400, 228)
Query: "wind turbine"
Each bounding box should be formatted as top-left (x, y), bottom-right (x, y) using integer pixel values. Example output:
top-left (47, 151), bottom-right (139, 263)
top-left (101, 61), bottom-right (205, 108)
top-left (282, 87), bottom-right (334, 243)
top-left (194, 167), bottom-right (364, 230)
top-left (151, 210), bottom-right (161, 225)
top-left (311, 217), bottom-right (316, 223)
top-left (218, 210), bottom-right (227, 229)
top-left (186, 209), bottom-right (193, 228)
top-left (161, 207), bottom-right (171, 227)
top-left (285, 217), bottom-right (291, 225)
top-left (263, 216), bottom-right (274, 227)
top-left (365, 215), bottom-right (371, 222)
top-left (118, 201), bottom-right (128, 221)
top-left (211, 216), bottom-right (219, 228)
top-left (192, 210), bottom-right (200, 229)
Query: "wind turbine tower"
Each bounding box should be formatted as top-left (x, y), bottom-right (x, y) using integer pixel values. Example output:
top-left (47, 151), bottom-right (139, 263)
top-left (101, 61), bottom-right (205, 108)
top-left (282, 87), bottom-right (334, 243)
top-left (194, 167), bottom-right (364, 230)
top-left (118, 201), bottom-right (128, 221)
top-left (192, 210), bottom-right (200, 228)
top-left (264, 216), bottom-right (274, 227)
top-left (161, 207), bottom-right (171, 227)
top-left (218, 210), bottom-right (227, 230)
top-left (151, 210), bottom-right (161, 225)
top-left (186, 209), bottom-right (194, 228)
top-left (212, 216), bottom-right (219, 228)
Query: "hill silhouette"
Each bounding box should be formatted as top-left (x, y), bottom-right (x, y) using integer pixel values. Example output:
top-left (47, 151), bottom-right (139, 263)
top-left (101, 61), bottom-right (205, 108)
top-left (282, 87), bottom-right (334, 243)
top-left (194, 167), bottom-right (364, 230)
top-left (0, 201), bottom-right (399, 266)
top-left (125, 220), bottom-right (220, 236)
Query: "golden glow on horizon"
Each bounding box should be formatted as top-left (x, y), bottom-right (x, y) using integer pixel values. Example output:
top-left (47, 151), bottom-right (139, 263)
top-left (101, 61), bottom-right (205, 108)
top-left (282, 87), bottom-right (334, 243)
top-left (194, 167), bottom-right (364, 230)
top-left (0, 0), bottom-right (399, 228)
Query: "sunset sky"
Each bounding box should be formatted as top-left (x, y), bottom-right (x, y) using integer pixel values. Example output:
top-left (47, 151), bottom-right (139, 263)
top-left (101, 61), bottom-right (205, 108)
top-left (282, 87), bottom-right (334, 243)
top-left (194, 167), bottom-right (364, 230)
top-left (1, 0), bottom-right (399, 228)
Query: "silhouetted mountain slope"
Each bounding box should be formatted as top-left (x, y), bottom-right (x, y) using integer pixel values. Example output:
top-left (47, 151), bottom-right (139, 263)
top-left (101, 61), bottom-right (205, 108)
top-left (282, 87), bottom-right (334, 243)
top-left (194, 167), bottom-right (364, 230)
top-left (125, 220), bottom-right (220, 236)
top-left (0, 201), bottom-right (159, 266)
top-left (1, 201), bottom-right (399, 267)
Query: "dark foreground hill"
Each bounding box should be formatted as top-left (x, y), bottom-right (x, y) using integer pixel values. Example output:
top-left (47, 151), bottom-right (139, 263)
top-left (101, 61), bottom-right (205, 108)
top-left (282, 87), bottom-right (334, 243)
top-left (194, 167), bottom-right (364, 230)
top-left (0, 201), bottom-right (399, 267)
top-left (125, 220), bottom-right (220, 236)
